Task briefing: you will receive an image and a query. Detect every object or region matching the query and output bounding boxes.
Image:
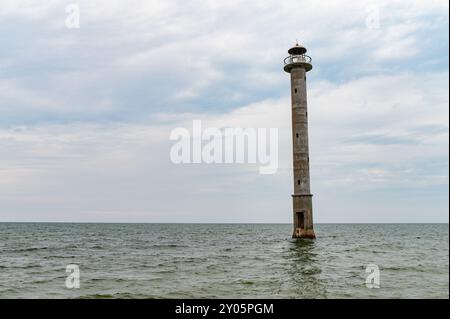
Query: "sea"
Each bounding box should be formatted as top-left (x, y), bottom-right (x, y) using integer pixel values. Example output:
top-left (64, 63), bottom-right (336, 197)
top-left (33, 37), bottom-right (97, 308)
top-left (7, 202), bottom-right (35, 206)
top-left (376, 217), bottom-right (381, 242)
top-left (0, 223), bottom-right (448, 299)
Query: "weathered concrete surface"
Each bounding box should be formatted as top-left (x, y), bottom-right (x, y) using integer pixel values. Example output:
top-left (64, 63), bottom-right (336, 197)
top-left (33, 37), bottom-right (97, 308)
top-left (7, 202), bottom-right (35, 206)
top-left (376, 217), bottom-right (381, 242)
top-left (285, 50), bottom-right (316, 239)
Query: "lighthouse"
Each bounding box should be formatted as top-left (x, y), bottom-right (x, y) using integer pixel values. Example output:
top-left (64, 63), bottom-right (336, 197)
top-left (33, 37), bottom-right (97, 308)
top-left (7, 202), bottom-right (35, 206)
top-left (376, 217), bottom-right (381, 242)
top-left (284, 43), bottom-right (316, 239)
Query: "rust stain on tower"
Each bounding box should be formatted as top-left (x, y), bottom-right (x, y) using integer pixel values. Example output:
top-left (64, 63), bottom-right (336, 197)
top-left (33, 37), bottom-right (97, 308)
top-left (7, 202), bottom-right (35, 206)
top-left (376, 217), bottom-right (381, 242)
top-left (284, 43), bottom-right (316, 239)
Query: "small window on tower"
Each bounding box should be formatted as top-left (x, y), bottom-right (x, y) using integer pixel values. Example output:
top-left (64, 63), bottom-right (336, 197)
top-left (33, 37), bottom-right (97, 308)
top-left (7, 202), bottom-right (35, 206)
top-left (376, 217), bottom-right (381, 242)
top-left (297, 180), bottom-right (300, 185)
top-left (296, 133), bottom-right (299, 138)
top-left (294, 88), bottom-right (297, 94)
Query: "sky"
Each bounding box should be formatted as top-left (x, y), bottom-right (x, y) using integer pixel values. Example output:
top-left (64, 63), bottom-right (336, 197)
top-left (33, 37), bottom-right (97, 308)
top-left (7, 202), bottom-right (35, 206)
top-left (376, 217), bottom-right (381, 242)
top-left (0, 0), bottom-right (448, 223)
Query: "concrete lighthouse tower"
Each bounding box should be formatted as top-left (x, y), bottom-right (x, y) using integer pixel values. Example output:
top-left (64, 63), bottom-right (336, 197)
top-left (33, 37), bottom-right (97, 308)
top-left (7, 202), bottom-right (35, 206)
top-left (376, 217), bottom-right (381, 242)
top-left (284, 43), bottom-right (316, 239)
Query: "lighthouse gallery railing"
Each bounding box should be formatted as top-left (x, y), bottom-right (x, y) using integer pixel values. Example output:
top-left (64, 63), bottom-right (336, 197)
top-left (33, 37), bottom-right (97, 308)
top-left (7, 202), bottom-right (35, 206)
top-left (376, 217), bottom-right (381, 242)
top-left (284, 54), bottom-right (312, 65)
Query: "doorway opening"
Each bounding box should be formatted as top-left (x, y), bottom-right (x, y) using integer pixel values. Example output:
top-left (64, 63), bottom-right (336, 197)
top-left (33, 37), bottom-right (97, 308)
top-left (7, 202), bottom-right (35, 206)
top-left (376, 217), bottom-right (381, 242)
top-left (296, 212), bottom-right (305, 229)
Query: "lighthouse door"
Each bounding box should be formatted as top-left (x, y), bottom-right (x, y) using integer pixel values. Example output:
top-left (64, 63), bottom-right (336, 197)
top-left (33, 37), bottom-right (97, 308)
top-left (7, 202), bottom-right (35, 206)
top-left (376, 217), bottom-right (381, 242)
top-left (296, 212), bottom-right (305, 230)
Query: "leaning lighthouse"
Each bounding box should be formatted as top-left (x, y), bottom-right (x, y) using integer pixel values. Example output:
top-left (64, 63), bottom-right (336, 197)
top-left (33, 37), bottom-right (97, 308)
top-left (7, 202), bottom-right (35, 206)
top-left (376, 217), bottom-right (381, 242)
top-left (284, 43), bottom-right (316, 239)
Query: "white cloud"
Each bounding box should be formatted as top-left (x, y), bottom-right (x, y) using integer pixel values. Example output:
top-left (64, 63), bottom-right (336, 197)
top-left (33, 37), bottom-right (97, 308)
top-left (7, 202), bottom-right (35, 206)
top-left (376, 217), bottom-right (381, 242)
top-left (0, 71), bottom-right (448, 222)
top-left (0, 0), bottom-right (447, 222)
top-left (1, 0), bottom-right (448, 119)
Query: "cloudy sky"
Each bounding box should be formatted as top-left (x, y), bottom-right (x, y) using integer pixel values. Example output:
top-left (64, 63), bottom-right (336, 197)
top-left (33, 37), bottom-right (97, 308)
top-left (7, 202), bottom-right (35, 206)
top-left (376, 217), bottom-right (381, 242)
top-left (0, 0), bottom-right (448, 223)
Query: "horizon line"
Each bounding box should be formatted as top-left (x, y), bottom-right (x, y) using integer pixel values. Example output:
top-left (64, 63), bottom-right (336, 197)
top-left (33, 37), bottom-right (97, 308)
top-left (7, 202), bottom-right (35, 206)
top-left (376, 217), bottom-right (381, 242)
top-left (0, 221), bottom-right (448, 224)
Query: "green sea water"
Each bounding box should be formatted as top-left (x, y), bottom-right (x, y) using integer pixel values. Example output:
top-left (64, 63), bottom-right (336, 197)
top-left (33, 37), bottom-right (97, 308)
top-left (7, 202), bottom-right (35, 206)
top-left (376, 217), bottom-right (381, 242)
top-left (0, 223), bottom-right (448, 299)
